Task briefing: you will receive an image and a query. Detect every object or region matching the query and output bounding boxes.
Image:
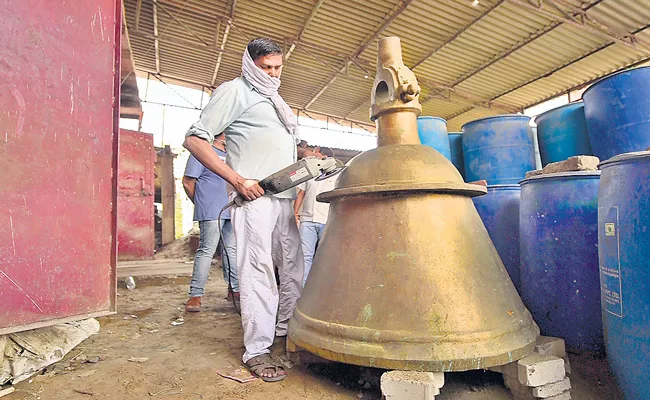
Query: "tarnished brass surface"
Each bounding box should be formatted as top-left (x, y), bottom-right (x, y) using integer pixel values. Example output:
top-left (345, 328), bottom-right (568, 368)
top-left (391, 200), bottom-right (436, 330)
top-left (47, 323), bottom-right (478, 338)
top-left (288, 37), bottom-right (539, 371)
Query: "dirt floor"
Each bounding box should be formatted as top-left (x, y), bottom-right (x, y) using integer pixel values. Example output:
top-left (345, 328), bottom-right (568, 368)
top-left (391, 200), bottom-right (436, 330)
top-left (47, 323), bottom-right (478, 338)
top-left (5, 260), bottom-right (624, 400)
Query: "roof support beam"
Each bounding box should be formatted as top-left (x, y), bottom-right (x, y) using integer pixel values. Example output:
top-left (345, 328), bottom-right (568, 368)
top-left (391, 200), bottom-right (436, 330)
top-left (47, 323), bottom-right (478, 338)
top-left (285, 0), bottom-right (325, 61)
top-left (136, 68), bottom-right (213, 88)
top-left (445, 18), bottom-right (650, 122)
top-left (506, 0), bottom-right (650, 53)
top-left (420, 20), bottom-right (564, 103)
top-left (412, 0), bottom-right (506, 69)
top-left (293, 41), bottom-right (344, 75)
top-left (288, 104), bottom-right (376, 129)
top-left (152, 0), bottom-right (161, 73)
top-left (131, 30), bottom-right (229, 52)
top-left (342, 73), bottom-right (519, 120)
top-left (211, 0), bottom-right (237, 86)
top-left (420, 0), bottom-right (608, 104)
top-left (153, 0), bottom-right (211, 47)
top-left (135, 0), bottom-right (142, 31)
top-left (304, 0), bottom-right (415, 109)
top-left (345, 0), bottom-right (507, 117)
top-left (492, 23), bottom-right (650, 104)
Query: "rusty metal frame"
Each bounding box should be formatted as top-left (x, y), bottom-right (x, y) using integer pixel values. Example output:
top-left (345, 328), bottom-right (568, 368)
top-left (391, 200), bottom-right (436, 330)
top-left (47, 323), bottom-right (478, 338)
top-left (110, 0), bottom-right (121, 321)
top-left (304, 0), bottom-right (416, 109)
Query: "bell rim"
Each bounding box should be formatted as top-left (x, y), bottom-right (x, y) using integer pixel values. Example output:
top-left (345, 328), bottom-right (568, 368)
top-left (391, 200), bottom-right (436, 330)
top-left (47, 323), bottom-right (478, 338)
top-left (288, 307), bottom-right (539, 372)
top-left (317, 181), bottom-right (487, 202)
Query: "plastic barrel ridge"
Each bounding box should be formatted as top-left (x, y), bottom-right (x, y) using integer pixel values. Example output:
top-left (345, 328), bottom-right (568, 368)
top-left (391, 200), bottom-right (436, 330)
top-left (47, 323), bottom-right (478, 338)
top-left (520, 172), bottom-right (604, 352)
top-left (448, 132), bottom-right (465, 179)
top-left (598, 151), bottom-right (650, 400)
top-left (583, 66), bottom-right (650, 160)
top-left (417, 116), bottom-right (451, 160)
top-left (473, 185), bottom-right (521, 292)
top-left (462, 115), bottom-right (535, 185)
top-left (535, 102), bottom-right (593, 166)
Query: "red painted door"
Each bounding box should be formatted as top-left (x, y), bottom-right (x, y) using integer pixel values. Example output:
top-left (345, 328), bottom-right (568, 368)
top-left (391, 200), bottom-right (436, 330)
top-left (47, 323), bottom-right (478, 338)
top-left (0, 0), bottom-right (120, 334)
top-left (117, 130), bottom-right (155, 260)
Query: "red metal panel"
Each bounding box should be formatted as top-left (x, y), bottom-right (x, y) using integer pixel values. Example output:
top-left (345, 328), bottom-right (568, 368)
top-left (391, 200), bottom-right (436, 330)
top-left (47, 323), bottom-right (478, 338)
top-left (117, 130), bottom-right (155, 260)
top-left (0, 0), bottom-right (120, 334)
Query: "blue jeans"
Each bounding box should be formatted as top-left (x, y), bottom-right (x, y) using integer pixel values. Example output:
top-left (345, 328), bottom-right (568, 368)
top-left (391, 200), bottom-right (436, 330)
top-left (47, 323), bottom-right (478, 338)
top-left (299, 221), bottom-right (325, 286)
top-left (189, 219), bottom-right (238, 297)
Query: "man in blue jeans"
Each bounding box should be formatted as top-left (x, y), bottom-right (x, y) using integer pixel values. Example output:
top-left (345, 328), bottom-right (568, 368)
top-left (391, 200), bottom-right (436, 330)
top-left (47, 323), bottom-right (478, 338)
top-left (293, 147), bottom-right (337, 286)
top-left (182, 132), bottom-right (238, 312)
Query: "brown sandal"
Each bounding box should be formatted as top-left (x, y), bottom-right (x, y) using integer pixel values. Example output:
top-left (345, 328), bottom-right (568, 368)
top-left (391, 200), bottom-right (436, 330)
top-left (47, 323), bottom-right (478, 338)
top-left (245, 354), bottom-right (287, 382)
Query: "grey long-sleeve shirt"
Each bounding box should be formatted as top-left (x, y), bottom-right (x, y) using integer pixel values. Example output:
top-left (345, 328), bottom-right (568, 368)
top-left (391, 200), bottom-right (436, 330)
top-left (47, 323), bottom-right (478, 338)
top-left (186, 77), bottom-right (298, 199)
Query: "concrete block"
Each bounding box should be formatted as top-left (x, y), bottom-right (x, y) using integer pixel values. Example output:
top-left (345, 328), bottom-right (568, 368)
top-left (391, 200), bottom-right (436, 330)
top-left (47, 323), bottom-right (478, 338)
top-left (525, 169), bottom-right (543, 178)
top-left (535, 337), bottom-right (566, 359)
top-left (532, 377), bottom-right (571, 398)
top-left (381, 371), bottom-right (444, 400)
top-left (546, 391), bottom-right (571, 400)
top-left (517, 354), bottom-right (565, 387)
top-left (541, 156), bottom-right (600, 175)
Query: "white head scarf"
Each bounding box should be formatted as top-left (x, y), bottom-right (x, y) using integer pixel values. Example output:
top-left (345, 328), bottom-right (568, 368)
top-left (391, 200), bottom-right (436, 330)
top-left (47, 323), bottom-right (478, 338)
top-left (241, 48), bottom-right (299, 141)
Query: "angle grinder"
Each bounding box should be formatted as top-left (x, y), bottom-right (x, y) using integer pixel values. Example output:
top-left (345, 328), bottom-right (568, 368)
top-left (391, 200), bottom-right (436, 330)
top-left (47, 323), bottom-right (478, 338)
top-left (219, 156), bottom-right (345, 313)
top-left (231, 156), bottom-right (346, 206)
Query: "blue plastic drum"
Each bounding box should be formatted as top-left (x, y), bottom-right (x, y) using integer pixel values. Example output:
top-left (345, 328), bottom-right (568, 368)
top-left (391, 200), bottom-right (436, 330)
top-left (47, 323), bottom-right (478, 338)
top-left (520, 171), bottom-right (603, 352)
top-left (583, 66), bottom-right (650, 160)
top-left (448, 133), bottom-right (465, 179)
top-left (598, 151), bottom-right (650, 399)
top-left (462, 115), bottom-right (535, 184)
top-left (417, 116), bottom-right (451, 160)
top-left (535, 102), bottom-right (593, 166)
top-left (473, 185), bottom-right (521, 292)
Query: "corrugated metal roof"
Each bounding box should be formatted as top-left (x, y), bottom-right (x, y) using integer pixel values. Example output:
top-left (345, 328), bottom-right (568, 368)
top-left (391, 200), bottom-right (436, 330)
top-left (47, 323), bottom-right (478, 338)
top-left (124, 0), bottom-right (650, 132)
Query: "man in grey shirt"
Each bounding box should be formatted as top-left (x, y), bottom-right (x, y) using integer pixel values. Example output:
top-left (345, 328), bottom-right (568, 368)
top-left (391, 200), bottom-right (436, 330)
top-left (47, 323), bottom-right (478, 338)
top-left (184, 38), bottom-right (316, 382)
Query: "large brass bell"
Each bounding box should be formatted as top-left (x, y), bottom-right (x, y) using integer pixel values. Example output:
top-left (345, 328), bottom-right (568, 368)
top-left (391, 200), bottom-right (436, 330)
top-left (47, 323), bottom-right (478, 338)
top-left (287, 37), bottom-right (539, 371)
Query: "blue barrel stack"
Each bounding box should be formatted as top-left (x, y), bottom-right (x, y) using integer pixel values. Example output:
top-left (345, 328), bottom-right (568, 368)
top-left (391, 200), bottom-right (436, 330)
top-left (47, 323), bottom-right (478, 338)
top-left (453, 66), bottom-right (650, 397)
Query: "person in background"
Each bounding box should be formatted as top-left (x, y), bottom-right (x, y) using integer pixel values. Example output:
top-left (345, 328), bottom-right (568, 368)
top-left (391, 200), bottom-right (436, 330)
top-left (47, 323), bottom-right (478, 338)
top-left (182, 132), bottom-right (238, 313)
top-left (293, 147), bottom-right (337, 286)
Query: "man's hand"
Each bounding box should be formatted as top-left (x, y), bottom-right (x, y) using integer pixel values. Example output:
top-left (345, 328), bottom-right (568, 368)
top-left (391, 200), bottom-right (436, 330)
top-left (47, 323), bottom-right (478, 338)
top-left (297, 146), bottom-right (324, 159)
top-left (234, 177), bottom-right (265, 201)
